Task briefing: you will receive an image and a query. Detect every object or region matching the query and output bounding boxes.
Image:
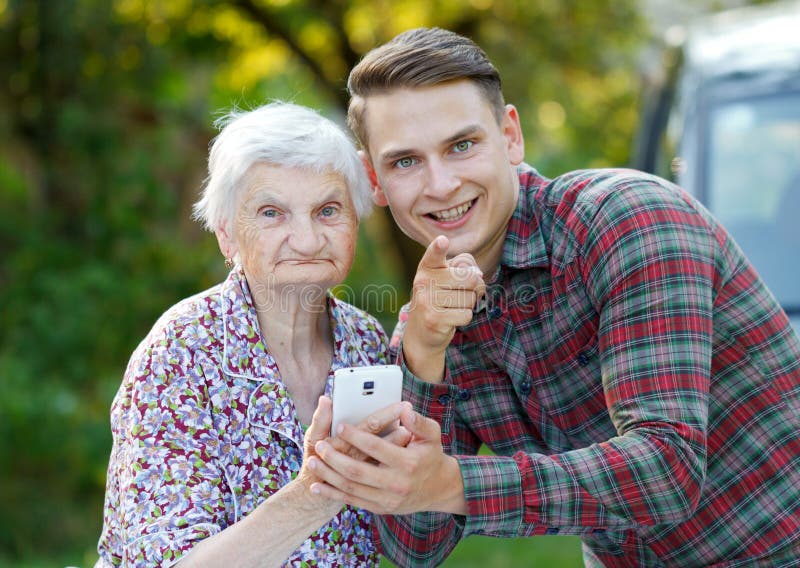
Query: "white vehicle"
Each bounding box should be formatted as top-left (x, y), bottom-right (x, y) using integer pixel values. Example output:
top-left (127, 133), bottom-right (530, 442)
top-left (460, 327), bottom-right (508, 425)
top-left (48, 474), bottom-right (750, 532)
top-left (635, 1), bottom-right (800, 331)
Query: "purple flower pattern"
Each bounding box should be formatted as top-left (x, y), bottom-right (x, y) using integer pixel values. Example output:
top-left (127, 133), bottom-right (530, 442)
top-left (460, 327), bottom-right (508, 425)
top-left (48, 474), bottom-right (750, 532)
top-left (96, 270), bottom-right (388, 567)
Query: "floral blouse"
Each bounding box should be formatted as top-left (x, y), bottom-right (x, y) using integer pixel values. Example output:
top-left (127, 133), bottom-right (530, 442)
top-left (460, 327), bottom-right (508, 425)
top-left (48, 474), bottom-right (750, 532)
top-left (95, 269), bottom-right (389, 567)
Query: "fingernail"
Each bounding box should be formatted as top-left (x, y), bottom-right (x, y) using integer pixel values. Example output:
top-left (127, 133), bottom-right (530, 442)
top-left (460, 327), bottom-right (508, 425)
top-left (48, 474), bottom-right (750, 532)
top-left (310, 484), bottom-right (320, 494)
top-left (336, 424), bottom-right (344, 435)
top-left (308, 458), bottom-right (317, 470)
top-left (316, 441), bottom-right (327, 452)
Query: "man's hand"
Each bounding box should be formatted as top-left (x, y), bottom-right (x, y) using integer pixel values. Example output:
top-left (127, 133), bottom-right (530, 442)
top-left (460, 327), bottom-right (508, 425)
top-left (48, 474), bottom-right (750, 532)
top-left (402, 235), bottom-right (484, 382)
top-left (296, 397), bottom-right (413, 508)
top-left (307, 403), bottom-right (467, 516)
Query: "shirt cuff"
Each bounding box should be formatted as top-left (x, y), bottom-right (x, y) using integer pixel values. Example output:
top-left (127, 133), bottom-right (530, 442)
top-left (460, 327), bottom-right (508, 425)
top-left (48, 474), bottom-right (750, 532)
top-left (398, 346), bottom-right (458, 437)
top-left (122, 524), bottom-right (220, 567)
top-left (457, 454), bottom-right (526, 537)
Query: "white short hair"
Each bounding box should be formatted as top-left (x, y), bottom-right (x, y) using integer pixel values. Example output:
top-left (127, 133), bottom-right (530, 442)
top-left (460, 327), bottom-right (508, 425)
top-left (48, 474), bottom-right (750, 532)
top-left (193, 102), bottom-right (372, 231)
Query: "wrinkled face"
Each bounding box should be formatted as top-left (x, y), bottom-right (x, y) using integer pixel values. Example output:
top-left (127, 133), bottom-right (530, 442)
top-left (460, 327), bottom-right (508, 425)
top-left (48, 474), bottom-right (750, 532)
top-left (218, 164), bottom-right (358, 297)
top-left (362, 80), bottom-right (524, 274)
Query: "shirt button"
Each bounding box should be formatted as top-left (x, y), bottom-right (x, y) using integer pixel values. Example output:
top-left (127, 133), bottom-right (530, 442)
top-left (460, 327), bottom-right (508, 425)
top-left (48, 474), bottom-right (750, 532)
top-left (545, 527), bottom-right (560, 535)
top-left (437, 394), bottom-right (451, 405)
top-left (489, 306), bottom-right (503, 319)
top-left (519, 380), bottom-right (532, 395)
top-left (577, 353), bottom-right (590, 366)
top-left (458, 388), bottom-right (471, 401)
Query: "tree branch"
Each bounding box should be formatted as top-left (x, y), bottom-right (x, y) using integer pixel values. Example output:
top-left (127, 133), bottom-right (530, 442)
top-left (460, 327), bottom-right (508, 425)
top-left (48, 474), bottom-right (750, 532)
top-left (232, 0), bottom-right (349, 109)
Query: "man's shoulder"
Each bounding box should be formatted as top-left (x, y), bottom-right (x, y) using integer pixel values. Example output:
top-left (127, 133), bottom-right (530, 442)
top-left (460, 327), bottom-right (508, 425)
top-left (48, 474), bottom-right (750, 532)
top-left (527, 167), bottom-right (685, 222)
top-left (539, 167), bottom-right (666, 199)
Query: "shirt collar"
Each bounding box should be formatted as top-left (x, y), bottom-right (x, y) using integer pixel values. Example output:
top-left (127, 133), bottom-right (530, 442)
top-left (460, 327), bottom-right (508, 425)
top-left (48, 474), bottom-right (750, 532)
top-left (499, 164), bottom-right (551, 271)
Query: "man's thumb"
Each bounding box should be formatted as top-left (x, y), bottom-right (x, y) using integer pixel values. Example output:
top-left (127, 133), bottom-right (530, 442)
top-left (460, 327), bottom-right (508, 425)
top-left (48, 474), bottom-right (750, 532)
top-left (399, 403), bottom-right (438, 440)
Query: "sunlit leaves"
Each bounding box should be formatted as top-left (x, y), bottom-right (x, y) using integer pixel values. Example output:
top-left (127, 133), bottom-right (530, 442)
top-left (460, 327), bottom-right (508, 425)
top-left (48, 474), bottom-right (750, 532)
top-left (220, 40), bottom-right (291, 89)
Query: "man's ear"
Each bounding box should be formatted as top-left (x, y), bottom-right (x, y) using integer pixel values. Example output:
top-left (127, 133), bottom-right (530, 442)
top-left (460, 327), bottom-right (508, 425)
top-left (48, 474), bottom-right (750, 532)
top-left (359, 150), bottom-right (388, 207)
top-left (502, 104), bottom-right (525, 166)
top-left (214, 223), bottom-right (238, 260)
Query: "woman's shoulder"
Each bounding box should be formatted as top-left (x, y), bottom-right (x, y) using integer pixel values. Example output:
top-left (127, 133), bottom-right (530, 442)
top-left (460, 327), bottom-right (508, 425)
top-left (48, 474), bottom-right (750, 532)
top-left (129, 282), bottom-right (225, 369)
top-left (112, 284), bottom-right (226, 428)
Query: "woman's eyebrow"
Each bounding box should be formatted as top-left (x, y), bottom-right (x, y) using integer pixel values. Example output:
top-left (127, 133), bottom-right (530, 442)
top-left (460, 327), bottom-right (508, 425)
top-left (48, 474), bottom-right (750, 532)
top-left (249, 188), bottom-right (287, 209)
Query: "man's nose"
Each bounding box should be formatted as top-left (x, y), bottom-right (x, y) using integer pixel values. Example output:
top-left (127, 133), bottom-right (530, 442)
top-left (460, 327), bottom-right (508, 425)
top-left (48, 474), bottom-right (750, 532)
top-left (425, 158), bottom-right (460, 198)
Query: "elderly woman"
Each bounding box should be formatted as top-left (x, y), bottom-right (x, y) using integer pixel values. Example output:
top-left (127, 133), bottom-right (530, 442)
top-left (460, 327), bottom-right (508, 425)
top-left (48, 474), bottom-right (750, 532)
top-left (95, 102), bottom-right (402, 567)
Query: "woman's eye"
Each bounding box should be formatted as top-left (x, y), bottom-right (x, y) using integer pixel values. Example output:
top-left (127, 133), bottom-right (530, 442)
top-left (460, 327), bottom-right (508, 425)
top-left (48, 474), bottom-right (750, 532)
top-left (320, 205), bottom-right (338, 217)
top-left (395, 157), bottom-right (416, 169)
top-left (453, 140), bottom-right (473, 153)
top-left (261, 208), bottom-right (280, 218)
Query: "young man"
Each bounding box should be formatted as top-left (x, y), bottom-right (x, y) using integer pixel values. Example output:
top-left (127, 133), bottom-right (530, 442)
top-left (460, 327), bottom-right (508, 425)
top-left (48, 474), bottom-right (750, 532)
top-left (308, 28), bottom-right (800, 567)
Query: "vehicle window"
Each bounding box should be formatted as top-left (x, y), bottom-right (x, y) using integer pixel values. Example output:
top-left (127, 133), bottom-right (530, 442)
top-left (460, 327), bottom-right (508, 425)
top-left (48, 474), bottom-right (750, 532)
top-left (708, 92), bottom-right (800, 222)
top-left (706, 91), bottom-right (800, 307)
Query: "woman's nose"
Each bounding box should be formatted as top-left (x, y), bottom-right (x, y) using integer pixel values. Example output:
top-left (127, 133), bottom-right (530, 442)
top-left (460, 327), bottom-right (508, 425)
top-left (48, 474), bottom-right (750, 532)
top-left (287, 217), bottom-right (324, 255)
top-left (425, 158), bottom-right (460, 198)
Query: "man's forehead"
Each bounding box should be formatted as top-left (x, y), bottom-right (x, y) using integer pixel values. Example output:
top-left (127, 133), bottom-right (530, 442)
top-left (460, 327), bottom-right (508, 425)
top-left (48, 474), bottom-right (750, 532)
top-left (362, 83), bottom-right (494, 155)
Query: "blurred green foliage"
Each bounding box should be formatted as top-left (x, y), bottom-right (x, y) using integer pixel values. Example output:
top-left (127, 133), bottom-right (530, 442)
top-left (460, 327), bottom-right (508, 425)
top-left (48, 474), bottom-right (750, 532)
top-left (1, 0), bottom-right (651, 565)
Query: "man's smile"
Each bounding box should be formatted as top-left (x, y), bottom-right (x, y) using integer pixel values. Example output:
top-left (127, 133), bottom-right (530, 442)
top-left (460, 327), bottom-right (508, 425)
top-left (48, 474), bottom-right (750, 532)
top-left (427, 198), bottom-right (477, 223)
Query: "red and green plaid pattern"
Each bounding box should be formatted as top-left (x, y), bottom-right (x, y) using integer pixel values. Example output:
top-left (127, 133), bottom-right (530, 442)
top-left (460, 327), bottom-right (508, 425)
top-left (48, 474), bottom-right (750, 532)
top-left (377, 166), bottom-right (800, 567)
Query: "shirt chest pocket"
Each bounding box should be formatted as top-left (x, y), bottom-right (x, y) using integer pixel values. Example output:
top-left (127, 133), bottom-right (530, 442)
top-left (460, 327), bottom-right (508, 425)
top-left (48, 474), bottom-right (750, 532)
top-left (540, 336), bottom-right (617, 445)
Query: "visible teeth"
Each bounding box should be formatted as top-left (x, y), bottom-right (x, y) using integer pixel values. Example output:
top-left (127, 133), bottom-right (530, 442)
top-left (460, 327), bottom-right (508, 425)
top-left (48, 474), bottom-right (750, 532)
top-left (431, 201), bottom-right (472, 221)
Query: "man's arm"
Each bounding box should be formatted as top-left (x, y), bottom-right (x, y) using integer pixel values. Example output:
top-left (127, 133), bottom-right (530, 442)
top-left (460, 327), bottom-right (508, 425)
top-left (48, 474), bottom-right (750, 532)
top-left (314, 181), bottom-right (714, 534)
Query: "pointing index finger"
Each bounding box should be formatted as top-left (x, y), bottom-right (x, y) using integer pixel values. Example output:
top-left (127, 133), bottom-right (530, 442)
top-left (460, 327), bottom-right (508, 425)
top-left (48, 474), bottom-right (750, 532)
top-left (419, 235), bottom-right (450, 270)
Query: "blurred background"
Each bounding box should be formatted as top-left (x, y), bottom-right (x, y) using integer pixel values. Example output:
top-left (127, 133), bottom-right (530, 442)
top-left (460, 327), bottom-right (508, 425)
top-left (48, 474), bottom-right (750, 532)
top-left (0, 0), bottom-right (786, 566)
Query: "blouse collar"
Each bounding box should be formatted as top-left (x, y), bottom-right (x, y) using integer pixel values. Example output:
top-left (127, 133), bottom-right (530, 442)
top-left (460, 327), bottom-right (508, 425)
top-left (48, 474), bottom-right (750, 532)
top-left (219, 269), bottom-right (372, 383)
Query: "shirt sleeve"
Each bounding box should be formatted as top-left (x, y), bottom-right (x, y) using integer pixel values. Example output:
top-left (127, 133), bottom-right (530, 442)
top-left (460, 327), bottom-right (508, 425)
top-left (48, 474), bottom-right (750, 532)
top-left (373, 355), bottom-right (471, 567)
top-left (459, 178), bottom-right (714, 535)
top-left (97, 332), bottom-right (230, 567)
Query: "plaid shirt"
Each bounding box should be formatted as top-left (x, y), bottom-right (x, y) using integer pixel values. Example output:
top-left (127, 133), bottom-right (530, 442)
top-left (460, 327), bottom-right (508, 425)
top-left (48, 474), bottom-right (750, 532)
top-left (377, 165), bottom-right (800, 567)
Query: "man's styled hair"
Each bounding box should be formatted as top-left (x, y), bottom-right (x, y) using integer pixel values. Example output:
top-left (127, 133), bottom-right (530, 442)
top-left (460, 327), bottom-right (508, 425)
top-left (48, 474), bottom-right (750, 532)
top-left (193, 102), bottom-right (372, 233)
top-left (347, 27), bottom-right (505, 150)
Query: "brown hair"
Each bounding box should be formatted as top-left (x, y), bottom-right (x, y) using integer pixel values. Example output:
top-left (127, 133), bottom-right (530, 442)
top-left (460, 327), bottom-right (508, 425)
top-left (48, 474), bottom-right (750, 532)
top-left (347, 27), bottom-right (505, 150)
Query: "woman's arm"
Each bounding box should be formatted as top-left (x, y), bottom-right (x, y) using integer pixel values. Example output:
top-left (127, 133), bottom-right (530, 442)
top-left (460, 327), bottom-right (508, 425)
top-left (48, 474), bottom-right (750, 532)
top-left (178, 398), bottom-right (342, 568)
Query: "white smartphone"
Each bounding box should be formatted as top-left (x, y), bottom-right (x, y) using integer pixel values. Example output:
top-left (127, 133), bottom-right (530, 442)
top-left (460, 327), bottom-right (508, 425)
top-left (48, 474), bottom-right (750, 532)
top-left (331, 364), bottom-right (402, 436)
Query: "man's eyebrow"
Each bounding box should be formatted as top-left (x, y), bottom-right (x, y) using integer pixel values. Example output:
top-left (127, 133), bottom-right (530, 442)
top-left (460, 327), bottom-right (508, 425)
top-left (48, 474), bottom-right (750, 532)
top-left (444, 124), bottom-right (483, 145)
top-left (379, 124), bottom-right (485, 163)
top-left (380, 147), bottom-right (417, 163)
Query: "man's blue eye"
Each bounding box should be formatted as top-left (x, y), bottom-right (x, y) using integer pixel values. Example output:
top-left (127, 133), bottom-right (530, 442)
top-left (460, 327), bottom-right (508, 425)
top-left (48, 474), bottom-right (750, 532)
top-left (453, 140), bottom-right (473, 153)
top-left (396, 157), bottom-right (416, 169)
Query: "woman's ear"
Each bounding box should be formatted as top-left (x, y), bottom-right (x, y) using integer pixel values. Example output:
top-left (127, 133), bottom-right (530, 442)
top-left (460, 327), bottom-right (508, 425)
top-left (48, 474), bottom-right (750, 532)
top-left (359, 150), bottom-right (388, 207)
top-left (214, 223), bottom-right (237, 260)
